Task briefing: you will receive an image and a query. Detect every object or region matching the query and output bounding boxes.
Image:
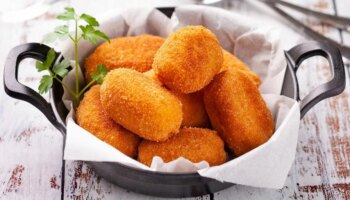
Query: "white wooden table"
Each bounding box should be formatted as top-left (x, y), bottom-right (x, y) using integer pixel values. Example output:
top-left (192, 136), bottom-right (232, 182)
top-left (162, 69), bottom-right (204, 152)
top-left (1, 0), bottom-right (350, 199)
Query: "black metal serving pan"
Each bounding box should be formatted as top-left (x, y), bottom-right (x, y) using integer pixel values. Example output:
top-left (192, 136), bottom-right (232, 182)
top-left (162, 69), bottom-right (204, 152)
top-left (3, 7), bottom-right (346, 198)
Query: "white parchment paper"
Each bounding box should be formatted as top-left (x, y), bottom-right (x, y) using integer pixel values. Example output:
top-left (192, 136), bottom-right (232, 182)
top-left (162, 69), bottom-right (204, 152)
top-left (62, 5), bottom-right (300, 189)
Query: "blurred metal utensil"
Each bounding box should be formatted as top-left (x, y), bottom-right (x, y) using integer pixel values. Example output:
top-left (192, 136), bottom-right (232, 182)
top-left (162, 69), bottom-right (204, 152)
top-left (196, 0), bottom-right (227, 7)
top-left (0, 0), bottom-right (57, 23)
top-left (260, 0), bottom-right (350, 59)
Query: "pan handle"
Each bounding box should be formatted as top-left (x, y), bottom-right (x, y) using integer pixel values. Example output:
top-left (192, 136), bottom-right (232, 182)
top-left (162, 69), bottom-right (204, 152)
top-left (157, 7), bottom-right (175, 18)
top-left (3, 43), bottom-right (66, 134)
top-left (283, 41), bottom-right (346, 118)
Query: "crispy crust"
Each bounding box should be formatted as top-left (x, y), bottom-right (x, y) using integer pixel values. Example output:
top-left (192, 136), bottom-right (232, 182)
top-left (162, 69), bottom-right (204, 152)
top-left (76, 85), bottom-right (141, 157)
top-left (203, 70), bottom-right (274, 156)
top-left (220, 50), bottom-right (261, 86)
top-left (153, 26), bottom-right (223, 93)
top-left (100, 68), bottom-right (183, 142)
top-left (171, 91), bottom-right (209, 128)
top-left (84, 34), bottom-right (164, 82)
top-left (143, 69), bottom-right (163, 85)
top-left (144, 69), bottom-right (209, 127)
top-left (138, 127), bottom-right (227, 166)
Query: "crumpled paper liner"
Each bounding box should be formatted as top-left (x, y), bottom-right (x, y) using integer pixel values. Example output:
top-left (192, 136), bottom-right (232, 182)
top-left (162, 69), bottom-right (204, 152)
top-left (62, 5), bottom-right (300, 189)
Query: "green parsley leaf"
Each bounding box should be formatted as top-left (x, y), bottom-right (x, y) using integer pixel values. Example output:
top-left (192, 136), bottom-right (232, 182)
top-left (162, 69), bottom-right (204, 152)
top-left (38, 75), bottom-right (53, 94)
top-left (42, 26), bottom-right (69, 44)
top-left (97, 64), bottom-right (108, 74)
top-left (42, 32), bottom-right (61, 44)
top-left (80, 14), bottom-right (99, 26)
top-left (53, 59), bottom-right (71, 77)
top-left (79, 25), bottom-right (97, 44)
top-left (36, 48), bottom-right (56, 72)
top-left (80, 25), bottom-right (110, 44)
top-left (57, 7), bottom-right (75, 20)
top-left (54, 25), bottom-right (69, 35)
top-left (93, 30), bottom-right (110, 42)
top-left (36, 61), bottom-right (46, 72)
top-left (44, 48), bottom-right (56, 68)
top-left (91, 64), bottom-right (108, 84)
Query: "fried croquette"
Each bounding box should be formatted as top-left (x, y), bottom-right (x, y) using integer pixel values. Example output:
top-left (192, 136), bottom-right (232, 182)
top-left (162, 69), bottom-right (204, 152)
top-left (172, 91), bottom-right (209, 128)
top-left (144, 69), bottom-right (209, 127)
top-left (85, 34), bottom-right (165, 82)
top-left (221, 50), bottom-right (261, 86)
top-left (143, 69), bottom-right (163, 85)
top-left (153, 26), bottom-right (223, 93)
top-left (138, 127), bottom-right (226, 166)
top-left (76, 85), bottom-right (141, 157)
top-left (203, 70), bottom-right (274, 156)
top-left (100, 68), bottom-right (183, 142)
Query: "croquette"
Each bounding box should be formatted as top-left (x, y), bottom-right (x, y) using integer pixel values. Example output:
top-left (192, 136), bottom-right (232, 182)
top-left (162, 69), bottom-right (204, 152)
top-left (143, 69), bottom-right (163, 85)
top-left (138, 127), bottom-right (226, 166)
top-left (100, 68), bottom-right (183, 142)
top-left (220, 50), bottom-right (261, 86)
top-left (85, 34), bottom-right (164, 82)
top-left (172, 91), bottom-right (209, 128)
top-left (153, 26), bottom-right (223, 93)
top-left (144, 69), bottom-right (209, 127)
top-left (76, 85), bottom-right (141, 157)
top-left (203, 70), bottom-right (274, 156)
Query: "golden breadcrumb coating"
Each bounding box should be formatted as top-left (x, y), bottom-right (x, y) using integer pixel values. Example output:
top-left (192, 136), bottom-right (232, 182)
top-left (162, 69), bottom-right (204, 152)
top-left (85, 34), bottom-right (164, 82)
top-left (143, 69), bottom-right (163, 85)
top-left (100, 68), bottom-right (183, 142)
top-left (203, 70), bottom-right (274, 156)
top-left (220, 50), bottom-right (261, 86)
top-left (153, 26), bottom-right (223, 93)
top-left (144, 69), bottom-right (209, 127)
top-left (76, 85), bottom-right (141, 157)
top-left (138, 127), bottom-right (226, 166)
top-left (171, 91), bottom-right (209, 128)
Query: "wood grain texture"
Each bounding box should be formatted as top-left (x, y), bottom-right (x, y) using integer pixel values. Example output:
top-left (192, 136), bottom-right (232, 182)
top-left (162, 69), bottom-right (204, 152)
top-left (1, 0), bottom-right (350, 199)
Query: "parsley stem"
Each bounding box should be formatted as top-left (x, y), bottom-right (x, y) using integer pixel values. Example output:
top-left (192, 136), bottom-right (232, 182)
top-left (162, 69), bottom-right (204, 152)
top-left (74, 16), bottom-right (79, 97)
top-left (78, 80), bottom-right (95, 97)
top-left (68, 35), bottom-right (74, 41)
top-left (40, 9), bottom-right (110, 103)
top-left (53, 76), bottom-right (78, 100)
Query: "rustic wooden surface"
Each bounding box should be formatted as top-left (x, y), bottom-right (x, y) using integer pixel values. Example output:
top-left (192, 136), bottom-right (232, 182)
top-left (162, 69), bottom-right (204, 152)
top-left (1, 0), bottom-right (350, 199)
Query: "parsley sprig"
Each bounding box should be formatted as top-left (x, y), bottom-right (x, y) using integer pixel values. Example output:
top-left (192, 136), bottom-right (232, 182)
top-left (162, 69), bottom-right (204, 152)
top-left (37, 7), bottom-right (110, 102)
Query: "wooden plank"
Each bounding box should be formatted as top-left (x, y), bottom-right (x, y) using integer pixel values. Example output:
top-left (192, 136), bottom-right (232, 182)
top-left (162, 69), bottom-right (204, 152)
top-left (279, 0), bottom-right (350, 199)
top-left (0, 28), bottom-right (63, 200)
top-left (335, 0), bottom-right (350, 58)
top-left (0, 3), bottom-right (67, 200)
